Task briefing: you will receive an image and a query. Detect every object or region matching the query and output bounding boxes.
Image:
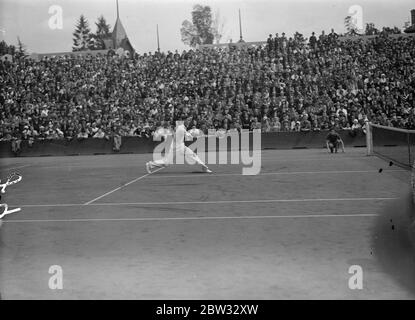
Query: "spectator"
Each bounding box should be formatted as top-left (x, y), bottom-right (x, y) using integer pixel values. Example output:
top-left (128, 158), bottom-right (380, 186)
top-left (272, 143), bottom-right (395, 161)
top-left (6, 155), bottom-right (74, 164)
top-left (77, 128), bottom-right (88, 140)
top-left (93, 128), bottom-right (106, 139)
top-left (261, 116), bottom-right (271, 132)
top-left (350, 119), bottom-right (362, 137)
top-left (309, 32), bottom-right (317, 50)
top-left (270, 116), bottom-right (281, 132)
top-left (113, 126), bottom-right (122, 152)
top-left (11, 127), bottom-right (22, 155)
top-left (300, 116), bottom-right (312, 132)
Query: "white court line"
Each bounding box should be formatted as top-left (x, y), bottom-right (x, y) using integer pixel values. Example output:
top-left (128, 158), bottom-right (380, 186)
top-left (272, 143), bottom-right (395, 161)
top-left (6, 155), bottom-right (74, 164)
top-left (83, 167), bottom-right (165, 205)
top-left (3, 213), bottom-right (379, 223)
top-left (24, 155), bottom-right (372, 170)
top-left (145, 169), bottom-right (406, 179)
top-left (12, 197), bottom-right (398, 208)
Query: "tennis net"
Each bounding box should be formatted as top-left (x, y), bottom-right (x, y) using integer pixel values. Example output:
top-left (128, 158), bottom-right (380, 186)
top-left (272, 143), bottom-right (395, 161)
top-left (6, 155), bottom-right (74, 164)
top-left (367, 123), bottom-right (415, 169)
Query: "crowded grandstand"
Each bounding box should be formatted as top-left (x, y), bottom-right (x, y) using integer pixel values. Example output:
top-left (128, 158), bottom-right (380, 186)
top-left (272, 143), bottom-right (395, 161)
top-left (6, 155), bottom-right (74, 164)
top-left (1, 29), bottom-right (415, 155)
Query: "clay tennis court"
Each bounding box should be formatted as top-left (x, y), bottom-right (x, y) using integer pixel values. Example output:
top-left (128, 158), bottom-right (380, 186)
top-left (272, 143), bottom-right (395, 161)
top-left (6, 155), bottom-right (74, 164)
top-left (0, 148), bottom-right (414, 299)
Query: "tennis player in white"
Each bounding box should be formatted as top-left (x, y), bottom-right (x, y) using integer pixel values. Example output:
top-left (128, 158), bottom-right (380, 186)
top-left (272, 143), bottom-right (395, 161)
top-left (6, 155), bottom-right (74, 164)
top-left (146, 119), bottom-right (212, 173)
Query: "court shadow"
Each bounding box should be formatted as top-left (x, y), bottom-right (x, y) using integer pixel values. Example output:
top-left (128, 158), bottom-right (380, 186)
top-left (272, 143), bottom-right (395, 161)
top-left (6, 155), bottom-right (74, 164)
top-left (372, 189), bottom-right (415, 293)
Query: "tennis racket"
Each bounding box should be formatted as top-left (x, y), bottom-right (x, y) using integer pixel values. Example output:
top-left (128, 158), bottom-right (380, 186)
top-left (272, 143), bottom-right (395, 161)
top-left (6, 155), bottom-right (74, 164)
top-left (0, 172), bottom-right (22, 193)
top-left (0, 203), bottom-right (21, 219)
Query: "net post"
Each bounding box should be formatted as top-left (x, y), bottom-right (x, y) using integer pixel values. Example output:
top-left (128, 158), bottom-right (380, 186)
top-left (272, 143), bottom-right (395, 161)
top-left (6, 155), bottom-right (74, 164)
top-left (366, 121), bottom-right (373, 156)
top-left (412, 159), bottom-right (415, 204)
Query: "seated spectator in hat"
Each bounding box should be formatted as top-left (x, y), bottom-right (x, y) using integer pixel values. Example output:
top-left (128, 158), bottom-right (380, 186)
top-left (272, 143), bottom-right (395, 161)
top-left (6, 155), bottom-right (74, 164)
top-left (349, 119), bottom-right (362, 137)
top-left (261, 116), bottom-right (271, 132)
top-left (290, 118), bottom-right (297, 131)
top-left (38, 126), bottom-right (47, 140)
top-left (281, 119), bottom-right (291, 132)
top-left (22, 125), bottom-right (31, 145)
top-left (300, 116), bottom-right (311, 132)
top-left (251, 117), bottom-right (262, 131)
top-left (90, 122), bottom-right (99, 136)
top-left (241, 113), bottom-right (251, 131)
top-left (65, 127), bottom-right (75, 141)
top-left (46, 128), bottom-right (58, 140)
top-left (405, 116), bottom-right (415, 130)
top-left (270, 116), bottom-right (281, 132)
top-left (93, 128), bottom-right (106, 139)
top-left (77, 128), bottom-right (89, 141)
top-left (222, 121), bottom-right (230, 132)
top-left (212, 118), bottom-right (221, 131)
top-left (336, 107), bottom-right (348, 119)
top-left (141, 123), bottom-right (152, 138)
top-left (292, 120), bottom-right (301, 132)
top-left (338, 115), bottom-right (349, 129)
top-left (0, 126), bottom-right (12, 142)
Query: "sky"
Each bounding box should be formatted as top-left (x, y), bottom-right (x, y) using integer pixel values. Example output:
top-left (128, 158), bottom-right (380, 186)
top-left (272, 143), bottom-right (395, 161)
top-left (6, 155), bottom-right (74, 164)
top-left (0, 0), bottom-right (413, 54)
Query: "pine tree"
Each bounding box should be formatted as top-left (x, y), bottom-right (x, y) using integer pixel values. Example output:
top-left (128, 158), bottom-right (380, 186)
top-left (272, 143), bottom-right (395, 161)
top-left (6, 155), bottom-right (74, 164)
top-left (16, 37), bottom-right (28, 58)
top-left (92, 15), bottom-right (112, 50)
top-left (0, 40), bottom-right (16, 56)
top-left (72, 15), bottom-right (94, 51)
top-left (365, 23), bottom-right (379, 35)
top-left (344, 15), bottom-right (360, 35)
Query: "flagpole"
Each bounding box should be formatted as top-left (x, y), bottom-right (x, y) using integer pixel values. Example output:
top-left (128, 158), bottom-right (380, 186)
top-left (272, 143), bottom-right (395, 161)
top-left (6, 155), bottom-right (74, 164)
top-left (239, 9), bottom-right (243, 42)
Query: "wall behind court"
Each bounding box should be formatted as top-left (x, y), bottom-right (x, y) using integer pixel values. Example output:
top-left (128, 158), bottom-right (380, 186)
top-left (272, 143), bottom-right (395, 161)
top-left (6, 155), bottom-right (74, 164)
top-left (0, 130), bottom-right (366, 158)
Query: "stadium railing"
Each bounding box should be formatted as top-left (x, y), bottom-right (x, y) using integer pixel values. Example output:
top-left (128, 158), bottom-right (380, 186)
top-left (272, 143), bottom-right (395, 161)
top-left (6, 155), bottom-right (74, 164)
top-left (366, 122), bottom-right (415, 169)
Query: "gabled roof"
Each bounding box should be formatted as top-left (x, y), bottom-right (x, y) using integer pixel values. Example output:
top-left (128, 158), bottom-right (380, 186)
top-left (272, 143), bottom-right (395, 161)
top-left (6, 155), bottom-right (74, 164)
top-left (112, 17), bottom-right (127, 47)
top-left (111, 17), bottom-right (134, 53)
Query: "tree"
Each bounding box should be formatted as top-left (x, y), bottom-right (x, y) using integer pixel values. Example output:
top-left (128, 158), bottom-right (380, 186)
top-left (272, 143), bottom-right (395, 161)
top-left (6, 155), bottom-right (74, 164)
top-left (344, 15), bottom-right (360, 35)
top-left (365, 23), bottom-right (379, 35)
top-left (181, 20), bottom-right (200, 47)
top-left (181, 4), bottom-right (219, 47)
top-left (0, 40), bottom-right (16, 56)
top-left (92, 15), bottom-right (112, 50)
top-left (72, 15), bottom-right (94, 51)
top-left (381, 26), bottom-right (401, 35)
top-left (16, 37), bottom-right (28, 59)
top-left (0, 40), bottom-right (8, 55)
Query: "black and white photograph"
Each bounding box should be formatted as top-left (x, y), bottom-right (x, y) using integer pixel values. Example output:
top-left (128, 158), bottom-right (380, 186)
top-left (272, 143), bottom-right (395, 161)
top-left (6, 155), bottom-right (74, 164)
top-left (0, 0), bottom-right (415, 304)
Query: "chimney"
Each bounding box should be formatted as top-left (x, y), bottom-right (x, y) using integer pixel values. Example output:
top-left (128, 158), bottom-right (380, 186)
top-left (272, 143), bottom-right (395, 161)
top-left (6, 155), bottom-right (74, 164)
top-left (412, 9), bottom-right (415, 25)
